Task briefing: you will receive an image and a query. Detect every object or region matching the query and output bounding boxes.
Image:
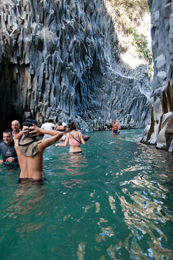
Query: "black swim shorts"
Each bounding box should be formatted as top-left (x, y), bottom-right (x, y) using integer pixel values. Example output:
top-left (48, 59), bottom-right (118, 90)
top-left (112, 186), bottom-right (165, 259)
top-left (17, 177), bottom-right (49, 185)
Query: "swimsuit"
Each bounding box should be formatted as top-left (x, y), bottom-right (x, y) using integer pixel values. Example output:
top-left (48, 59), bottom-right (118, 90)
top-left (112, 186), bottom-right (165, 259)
top-left (17, 177), bottom-right (49, 185)
top-left (69, 138), bottom-right (80, 146)
top-left (69, 133), bottom-right (81, 146)
top-left (70, 151), bottom-right (82, 154)
top-left (113, 130), bottom-right (119, 134)
top-left (57, 129), bottom-right (65, 132)
top-left (68, 133), bottom-right (82, 153)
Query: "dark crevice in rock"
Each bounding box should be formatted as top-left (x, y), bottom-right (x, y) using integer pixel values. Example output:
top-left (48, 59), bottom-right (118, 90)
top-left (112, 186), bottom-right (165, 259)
top-left (0, 0), bottom-right (152, 135)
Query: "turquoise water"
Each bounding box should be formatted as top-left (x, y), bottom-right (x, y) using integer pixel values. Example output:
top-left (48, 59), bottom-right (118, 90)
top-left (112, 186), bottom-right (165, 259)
top-left (0, 129), bottom-right (173, 260)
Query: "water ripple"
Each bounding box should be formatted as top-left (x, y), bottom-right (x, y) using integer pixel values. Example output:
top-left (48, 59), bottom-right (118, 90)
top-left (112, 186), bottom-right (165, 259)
top-left (0, 130), bottom-right (173, 259)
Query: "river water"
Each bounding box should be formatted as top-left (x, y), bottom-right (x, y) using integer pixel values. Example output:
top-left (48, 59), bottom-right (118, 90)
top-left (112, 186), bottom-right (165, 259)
top-left (0, 129), bottom-right (173, 260)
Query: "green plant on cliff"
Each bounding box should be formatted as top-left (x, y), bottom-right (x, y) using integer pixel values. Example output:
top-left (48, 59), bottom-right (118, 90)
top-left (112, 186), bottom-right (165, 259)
top-left (132, 30), bottom-right (153, 64)
top-left (133, 30), bottom-right (153, 78)
top-left (110, 0), bottom-right (153, 78)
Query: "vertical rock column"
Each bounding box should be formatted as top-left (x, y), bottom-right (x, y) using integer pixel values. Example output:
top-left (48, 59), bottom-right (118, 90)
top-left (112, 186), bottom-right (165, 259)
top-left (142, 0), bottom-right (173, 152)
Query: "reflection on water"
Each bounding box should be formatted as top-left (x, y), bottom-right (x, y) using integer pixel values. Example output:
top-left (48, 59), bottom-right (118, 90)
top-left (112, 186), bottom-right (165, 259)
top-left (62, 153), bottom-right (88, 175)
top-left (3, 185), bottom-right (47, 238)
top-left (0, 129), bottom-right (173, 259)
top-left (62, 179), bottom-right (87, 189)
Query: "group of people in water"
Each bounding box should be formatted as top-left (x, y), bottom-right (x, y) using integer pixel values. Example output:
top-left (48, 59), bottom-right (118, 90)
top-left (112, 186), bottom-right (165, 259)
top-left (0, 118), bottom-right (119, 184)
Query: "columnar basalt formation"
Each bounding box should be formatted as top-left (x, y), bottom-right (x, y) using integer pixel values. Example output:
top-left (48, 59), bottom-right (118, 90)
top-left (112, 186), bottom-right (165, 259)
top-left (141, 0), bottom-right (173, 153)
top-left (0, 0), bottom-right (151, 133)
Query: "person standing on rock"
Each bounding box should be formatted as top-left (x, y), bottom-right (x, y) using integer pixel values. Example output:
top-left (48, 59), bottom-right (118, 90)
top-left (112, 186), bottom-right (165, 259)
top-left (112, 119), bottom-right (120, 134)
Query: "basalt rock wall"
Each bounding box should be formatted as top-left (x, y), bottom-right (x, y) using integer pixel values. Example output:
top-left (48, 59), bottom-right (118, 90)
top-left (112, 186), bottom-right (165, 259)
top-left (141, 0), bottom-right (173, 152)
top-left (0, 0), bottom-right (151, 133)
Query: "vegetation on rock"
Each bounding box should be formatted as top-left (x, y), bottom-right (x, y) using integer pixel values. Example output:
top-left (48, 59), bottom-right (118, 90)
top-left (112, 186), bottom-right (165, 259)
top-left (109, 0), bottom-right (153, 79)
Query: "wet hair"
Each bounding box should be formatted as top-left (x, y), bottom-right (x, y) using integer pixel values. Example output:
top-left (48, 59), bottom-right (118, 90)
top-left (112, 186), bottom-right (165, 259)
top-left (68, 122), bottom-right (76, 131)
top-left (59, 121), bottom-right (62, 126)
top-left (3, 129), bottom-right (12, 135)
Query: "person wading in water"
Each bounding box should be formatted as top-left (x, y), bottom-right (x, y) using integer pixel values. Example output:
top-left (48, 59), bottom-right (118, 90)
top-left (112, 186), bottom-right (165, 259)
top-left (55, 122), bottom-right (87, 153)
top-left (112, 119), bottom-right (120, 134)
top-left (14, 119), bottom-right (63, 184)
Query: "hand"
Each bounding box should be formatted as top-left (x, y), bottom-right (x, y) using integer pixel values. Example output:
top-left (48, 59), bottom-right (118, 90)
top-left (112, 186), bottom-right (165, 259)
top-left (28, 124), bottom-right (42, 136)
top-left (0, 159), bottom-right (3, 165)
top-left (6, 157), bottom-right (15, 163)
top-left (22, 126), bottom-right (29, 133)
top-left (55, 143), bottom-right (59, 147)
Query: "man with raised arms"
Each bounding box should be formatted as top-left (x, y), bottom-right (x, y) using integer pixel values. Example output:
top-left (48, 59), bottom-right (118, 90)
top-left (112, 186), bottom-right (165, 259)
top-left (14, 119), bottom-right (63, 184)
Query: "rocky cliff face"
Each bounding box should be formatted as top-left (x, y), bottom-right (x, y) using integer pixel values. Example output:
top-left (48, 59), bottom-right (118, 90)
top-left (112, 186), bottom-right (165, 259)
top-left (0, 0), bottom-right (151, 133)
top-left (141, 0), bottom-right (173, 153)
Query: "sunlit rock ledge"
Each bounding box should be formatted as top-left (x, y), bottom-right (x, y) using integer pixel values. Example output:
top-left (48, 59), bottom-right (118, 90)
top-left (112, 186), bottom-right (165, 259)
top-left (141, 0), bottom-right (173, 153)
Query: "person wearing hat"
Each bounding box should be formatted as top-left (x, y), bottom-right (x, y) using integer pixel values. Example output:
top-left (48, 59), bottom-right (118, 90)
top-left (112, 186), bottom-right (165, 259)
top-left (41, 119), bottom-right (57, 139)
top-left (14, 119), bottom-right (63, 184)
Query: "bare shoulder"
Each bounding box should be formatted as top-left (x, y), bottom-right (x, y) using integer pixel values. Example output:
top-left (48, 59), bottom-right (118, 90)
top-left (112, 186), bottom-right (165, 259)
top-left (37, 138), bottom-right (53, 151)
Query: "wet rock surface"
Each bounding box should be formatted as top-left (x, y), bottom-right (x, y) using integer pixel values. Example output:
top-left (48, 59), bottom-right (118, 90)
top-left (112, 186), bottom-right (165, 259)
top-left (141, 0), bottom-right (173, 152)
top-left (0, 0), bottom-right (151, 133)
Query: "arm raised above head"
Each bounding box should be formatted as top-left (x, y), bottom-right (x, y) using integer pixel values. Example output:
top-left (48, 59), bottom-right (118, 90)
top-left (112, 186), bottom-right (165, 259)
top-left (15, 124), bottom-right (63, 152)
top-left (33, 127), bottom-right (63, 151)
top-left (14, 126), bottom-right (28, 148)
top-left (14, 126), bottom-right (28, 140)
